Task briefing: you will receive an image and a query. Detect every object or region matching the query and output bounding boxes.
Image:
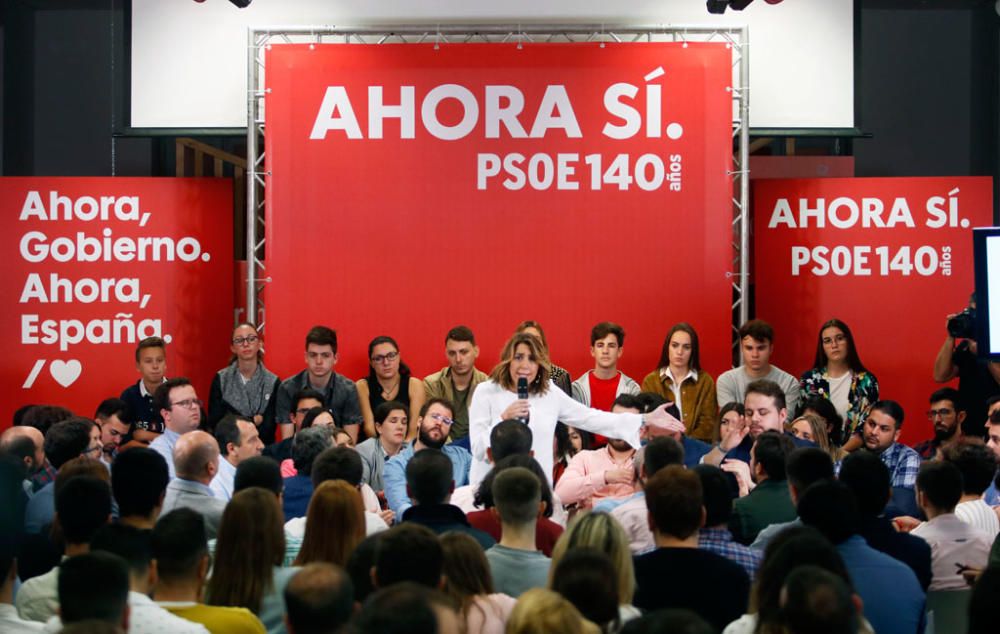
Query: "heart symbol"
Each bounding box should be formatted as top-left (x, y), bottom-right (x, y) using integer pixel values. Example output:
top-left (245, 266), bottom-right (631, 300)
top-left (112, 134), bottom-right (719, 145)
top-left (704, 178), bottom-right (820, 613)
top-left (50, 360), bottom-right (82, 388)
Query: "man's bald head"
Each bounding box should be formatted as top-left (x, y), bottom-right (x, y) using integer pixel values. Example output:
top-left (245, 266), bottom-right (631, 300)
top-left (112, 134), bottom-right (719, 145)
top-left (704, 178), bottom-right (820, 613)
top-left (172, 431), bottom-right (219, 483)
top-left (0, 425), bottom-right (46, 474)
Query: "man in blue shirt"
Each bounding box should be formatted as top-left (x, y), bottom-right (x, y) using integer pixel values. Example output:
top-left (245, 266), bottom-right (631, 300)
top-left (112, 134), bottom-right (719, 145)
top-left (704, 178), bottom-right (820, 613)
top-left (384, 399), bottom-right (471, 516)
top-left (983, 399), bottom-right (1000, 505)
top-left (148, 378), bottom-right (203, 480)
top-left (799, 479), bottom-right (925, 634)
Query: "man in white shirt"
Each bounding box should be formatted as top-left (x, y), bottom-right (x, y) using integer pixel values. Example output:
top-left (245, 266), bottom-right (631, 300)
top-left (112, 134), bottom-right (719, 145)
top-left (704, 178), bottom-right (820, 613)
top-left (911, 461), bottom-right (992, 591)
top-left (944, 441), bottom-right (1000, 538)
top-left (210, 415), bottom-right (264, 501)
top-left (716, 320), bottom-right (800, 413)
top-left (149, 378), bottom-right (204, 480)
top-left (45, 551), bottom-right (129, 632)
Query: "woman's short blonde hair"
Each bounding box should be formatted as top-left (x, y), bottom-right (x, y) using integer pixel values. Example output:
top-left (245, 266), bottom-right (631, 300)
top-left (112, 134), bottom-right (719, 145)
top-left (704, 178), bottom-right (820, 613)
top-left (506, 588), bottom-right (600, 634)
top-left (548, 511), bottom-right (635, 603)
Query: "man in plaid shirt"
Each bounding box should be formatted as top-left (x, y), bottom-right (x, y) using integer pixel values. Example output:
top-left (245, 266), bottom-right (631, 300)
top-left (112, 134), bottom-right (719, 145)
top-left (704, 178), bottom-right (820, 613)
top-left (862, 400), bottom-right (921, 489)
top-left (694, 464), bottom-right (761, 579)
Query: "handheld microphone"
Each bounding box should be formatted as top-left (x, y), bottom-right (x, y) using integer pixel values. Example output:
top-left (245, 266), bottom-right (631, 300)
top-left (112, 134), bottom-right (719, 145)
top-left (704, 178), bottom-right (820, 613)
top-left (517, 377), bottom-right (529, 424)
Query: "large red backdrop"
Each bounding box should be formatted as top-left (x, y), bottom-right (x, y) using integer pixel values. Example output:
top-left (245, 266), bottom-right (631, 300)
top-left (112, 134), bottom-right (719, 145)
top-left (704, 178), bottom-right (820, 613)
top-left (263, 42), bottom-right (735, 384)
top-left (754, 177), bottom-right (993, 444)
top-left (2, 177), bottom-right (233, 425)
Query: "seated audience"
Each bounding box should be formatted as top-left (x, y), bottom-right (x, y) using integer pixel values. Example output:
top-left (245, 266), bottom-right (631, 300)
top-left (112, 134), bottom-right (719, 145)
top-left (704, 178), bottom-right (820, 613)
top-left (354, 401), bottom-right (408, 493)
top-left (17, 476), bottom-right (111, 622)
top-left (279, 409), bottom-right (338, 477)
top-left (797, 480), bottom-right (925, 634)
top-left (914, 387), bottom-right (966, 460)
top-left (506, 588), bottom-right (600, 634)
top-left (641, 323), bottom-right (718, 441)
top-left (111, 447), bottom-right (168, 530)
top-left (860, 400), bottom-right (921, 492)
top-left (356, 336), bottom-right (426, 442)
top-left (293, 481), bottom-right (366, 568)
top-left (484, 467), bottom-right (551, 597)
top-left (284, 447), bottom-right (388, 541)
top-left (548, 511), bottom-right (640, 624)
top-left (632, 393), bottom-right (711, 468)
top-left (354, 582), bottom-right (458, 634)
top-left (570, 322), bottom-right (641, 414)
top-left (207, 322), bottom-right (280, 444)
top-left (161, 430), bottom-right (227, 539)
top-left (633, 465), bottom-right (750, 631)
top-left (837, 450), bottom-right (933, 590)
top-left (423, 325), bottom-right (489, 443)
top-left (750, 447), bottom-right (834, 551)
top-left (94, 398), bottom-right (131, 466)
top-left (277, 327), bottom-right (367, 442)
top-left (148, 378), bottom-right (203, 479)
top-left (609, 436), bottom-right (685, 554)
top-left (24, 418), bottom-right (100, 534)
top-left (716, 319), bottom-right (801, 414)
top-left (787, 414), bottom-right (845, 463)
top-left (942, 440), bottom-right (1000, 537)
top-left (796, 395), bottom-right (846, 450)
top-left (779, 565), bottom-right (861, 634)
top-left (401, 449), bottom-right (494, 548)
top-left (724, 524), bottom-right (874, 634)
top-left (910, 460), bottom-right (992, 590)
top-left (983, 404), bottom-right (1000, 504)
top-left (440, 532), bottom-right (516, 634)
top-left (87, 523), bottom-right (208, 633)
top-left (549, 548), bottom-right (622, 632)
top-left (0, 424), bottom-right (46, 494)
top-left (119, 336), bottom-right (167, 445)
top-left (206, 487), bottom-right (298, 634)
top-left (729, 431), bottom-right (797, 545)
top-left (372, 523), bottom-right (444, 589)
top-left (693, 464), bottom-right (762, 578)
top-left (345, 534), bottom-right (382, 605)
top-left (383, 399), bottom-right (471, 517)
top-left (554, 426), bottom-right (636, 510)
top-left (265, 389), bottom-right (324, 464)
top-left (54, 552), bottom-right (129, 631)
top-left (234, 456), bottom-right (284, 496)
top-left (151, 508), bottom-right (265, 633)
top-left (450, 419), bottom-right (536, 513)
top-left (283, 563), bottom-right (354, 634)
top-left (466, 455), bottom-right (563, 555)
top-left (282, 427), bottom-right (334, 521)
top-left (210, 415), bottom-right (264, 501)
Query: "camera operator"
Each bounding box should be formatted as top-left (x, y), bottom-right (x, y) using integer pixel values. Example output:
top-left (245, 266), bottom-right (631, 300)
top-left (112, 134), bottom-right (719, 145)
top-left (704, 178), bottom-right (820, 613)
top-left (933, 293), bottom-right (1000, 435)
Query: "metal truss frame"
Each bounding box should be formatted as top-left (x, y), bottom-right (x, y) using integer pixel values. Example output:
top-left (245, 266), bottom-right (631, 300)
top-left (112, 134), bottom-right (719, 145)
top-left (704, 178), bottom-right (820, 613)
top-left (246, 24), bottom-right (749, 343)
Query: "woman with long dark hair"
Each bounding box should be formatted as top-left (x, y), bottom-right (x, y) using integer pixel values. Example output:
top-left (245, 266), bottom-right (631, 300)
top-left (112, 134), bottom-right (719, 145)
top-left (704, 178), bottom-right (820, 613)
top-left (641, 323), bottom-right (718, 441)
top-left (799, 319), bottom-right (878, 450)
top-left (356, 336), bottom-right (425, 442)
top-left (206, 487), bottom-right (297, 633)
top-left (208, 322), bottom-right (280, 443)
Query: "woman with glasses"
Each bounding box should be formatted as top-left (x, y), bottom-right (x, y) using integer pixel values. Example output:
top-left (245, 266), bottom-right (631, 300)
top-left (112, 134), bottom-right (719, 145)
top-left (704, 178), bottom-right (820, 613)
top-left (208, 322), bottom-right (280, 444)
top-left (356, 336), bottom-right (425, 442)
top-left (799, 318), bottom-right (879, 451)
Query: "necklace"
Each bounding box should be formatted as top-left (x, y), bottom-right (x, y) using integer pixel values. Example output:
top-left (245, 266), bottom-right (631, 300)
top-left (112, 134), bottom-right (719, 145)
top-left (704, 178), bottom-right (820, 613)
top-left (380, 378), bottom-right (400, 398)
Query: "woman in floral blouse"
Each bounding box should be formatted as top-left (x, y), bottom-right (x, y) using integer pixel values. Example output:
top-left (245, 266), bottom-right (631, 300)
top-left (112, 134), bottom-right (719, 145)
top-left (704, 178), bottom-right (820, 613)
top-left (799, 318), bottom-right (878, 451)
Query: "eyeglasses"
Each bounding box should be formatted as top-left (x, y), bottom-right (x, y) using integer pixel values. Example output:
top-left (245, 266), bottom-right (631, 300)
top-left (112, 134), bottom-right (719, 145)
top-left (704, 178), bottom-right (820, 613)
top-left (233, 335), bottom-right (259, 346)
top-left (927, 408), bottom-right (956, 419)
top-left (428, 412), bottom-right (454, 426)
top-left (371, 351), bottom-right (399, 364)
top-left (171, 398), bottom-right (203, 410)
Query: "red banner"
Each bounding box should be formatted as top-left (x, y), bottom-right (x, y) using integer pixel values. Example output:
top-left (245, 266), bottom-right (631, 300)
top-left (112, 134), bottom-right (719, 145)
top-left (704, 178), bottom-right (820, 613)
top-left (263, 42), bottom-right (734, 383)
top-left (1, 178), bottom-right (234, 425)
top-left (754, 177), bottom-right (993, 444)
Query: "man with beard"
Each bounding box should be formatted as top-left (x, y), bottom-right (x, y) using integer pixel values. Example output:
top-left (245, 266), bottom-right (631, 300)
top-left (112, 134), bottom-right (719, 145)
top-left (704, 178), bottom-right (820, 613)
top-left (913, 388), bottom-right (966, 460)
top-left (862, 401), bottom-right (922, 490)
top-left (382, 399), bottom-right (471, 516)
top-left (94, 398), bottom-right (131, 466)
